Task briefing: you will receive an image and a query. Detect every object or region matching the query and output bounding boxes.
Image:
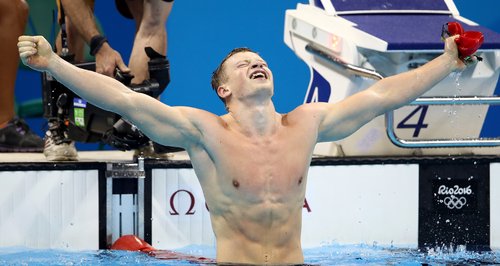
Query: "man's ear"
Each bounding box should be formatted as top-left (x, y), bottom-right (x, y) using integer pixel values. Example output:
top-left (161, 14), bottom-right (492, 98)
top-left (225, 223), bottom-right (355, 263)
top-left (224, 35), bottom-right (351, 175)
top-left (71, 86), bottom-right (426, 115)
top-left (217, 86), bottom-right (231, 99)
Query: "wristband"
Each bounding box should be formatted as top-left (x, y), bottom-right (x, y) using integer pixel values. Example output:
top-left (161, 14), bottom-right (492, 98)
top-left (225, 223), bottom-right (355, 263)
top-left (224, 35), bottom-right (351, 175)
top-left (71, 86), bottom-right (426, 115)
top-left (89, 35), bottom-right (108, 56)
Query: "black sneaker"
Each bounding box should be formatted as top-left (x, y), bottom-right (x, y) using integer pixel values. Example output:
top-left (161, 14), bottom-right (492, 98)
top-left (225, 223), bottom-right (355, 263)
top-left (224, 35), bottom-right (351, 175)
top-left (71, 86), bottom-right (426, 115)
top-left (0, 118), bottom-right (44, 152)
top-left (153, 142), bottom-right (184, 153)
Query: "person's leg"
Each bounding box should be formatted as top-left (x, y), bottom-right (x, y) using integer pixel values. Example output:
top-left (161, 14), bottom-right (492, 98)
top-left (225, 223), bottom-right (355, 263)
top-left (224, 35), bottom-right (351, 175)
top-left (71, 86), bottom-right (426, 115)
top-left (54, 21), bottom-right (87, 63)
top-left (55, 0), bottom-right (88, 62)
top-left (125, 0), bottom-right (173, 84)
top-left (43, 0), bottom-right (93, 160)
top-left (125, 0), bottom-right (180, 157)
top-left (0, 0), bottom-right (29, 125)
top-left (0, 0), bottom-right (44, 152)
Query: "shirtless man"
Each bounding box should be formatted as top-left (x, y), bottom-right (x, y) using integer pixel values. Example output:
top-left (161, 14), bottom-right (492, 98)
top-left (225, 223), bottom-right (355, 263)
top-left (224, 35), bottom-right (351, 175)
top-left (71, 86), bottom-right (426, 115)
top-left (18, 35), bottom-right (469, 264)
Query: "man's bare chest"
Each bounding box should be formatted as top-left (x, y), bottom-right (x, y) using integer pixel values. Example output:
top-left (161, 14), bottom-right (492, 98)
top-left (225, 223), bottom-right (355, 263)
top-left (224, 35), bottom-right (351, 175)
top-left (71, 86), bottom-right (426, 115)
top-left (212, 134), bottom-right (312, 197)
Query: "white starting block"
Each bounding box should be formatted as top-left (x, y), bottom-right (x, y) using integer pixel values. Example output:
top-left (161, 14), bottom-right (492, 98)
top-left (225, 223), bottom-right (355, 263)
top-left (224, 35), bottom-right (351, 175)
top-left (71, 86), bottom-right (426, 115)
top-left (284, 0), bottom-right (500, 156)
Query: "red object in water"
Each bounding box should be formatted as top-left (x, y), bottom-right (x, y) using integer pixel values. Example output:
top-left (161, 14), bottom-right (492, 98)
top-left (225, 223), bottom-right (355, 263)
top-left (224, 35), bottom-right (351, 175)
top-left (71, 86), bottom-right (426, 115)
top-left (111, 235), bottom-right (215, 263)
top-left (111, 235), bottom-right (156, 252)
top-left (442, 22), bottom-right (484, 59)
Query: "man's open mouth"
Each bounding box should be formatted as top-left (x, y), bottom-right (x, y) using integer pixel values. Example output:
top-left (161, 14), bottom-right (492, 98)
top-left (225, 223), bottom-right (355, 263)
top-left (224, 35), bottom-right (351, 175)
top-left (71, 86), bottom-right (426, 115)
top-left (249, 70), bottom-right (268, 80)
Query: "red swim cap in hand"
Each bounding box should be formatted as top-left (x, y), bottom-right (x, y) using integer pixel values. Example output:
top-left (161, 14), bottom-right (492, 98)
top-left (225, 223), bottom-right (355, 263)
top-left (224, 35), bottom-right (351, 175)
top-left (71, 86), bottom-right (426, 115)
top-left (443, 21), bottom-right (464, 37)
top-left (442, 22), bottom-right (484, 60)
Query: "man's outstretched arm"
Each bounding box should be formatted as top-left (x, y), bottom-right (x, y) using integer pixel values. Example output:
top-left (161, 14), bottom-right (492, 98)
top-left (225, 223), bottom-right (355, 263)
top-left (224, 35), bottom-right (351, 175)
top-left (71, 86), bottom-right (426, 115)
top-left (18, 35), bottom-right (204, 148)
top-left (315, 36), bottom-right (471, 142)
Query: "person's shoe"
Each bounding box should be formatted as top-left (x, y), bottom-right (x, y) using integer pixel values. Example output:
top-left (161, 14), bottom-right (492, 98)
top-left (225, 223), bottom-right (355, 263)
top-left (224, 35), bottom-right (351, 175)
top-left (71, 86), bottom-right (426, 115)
top-left (153, 142), bottom-right (184, 154)
top-left (133, 141), bottom-right (183, 160)
top-left (134, 141), bottom-right (169, 159)
top-left (43, 121), bottom-right (78, 161)
top-left (0, 118), bottom-right (44, 152)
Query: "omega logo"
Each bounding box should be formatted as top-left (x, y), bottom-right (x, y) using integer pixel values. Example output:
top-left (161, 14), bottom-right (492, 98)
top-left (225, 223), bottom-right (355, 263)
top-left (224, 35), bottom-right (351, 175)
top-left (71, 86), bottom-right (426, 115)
top-left (169, 189), bottom-right (196, 215)
top-left (303, 198), bottom-right (311, 212)
top-left (168, 189), bottom-right (312, 215)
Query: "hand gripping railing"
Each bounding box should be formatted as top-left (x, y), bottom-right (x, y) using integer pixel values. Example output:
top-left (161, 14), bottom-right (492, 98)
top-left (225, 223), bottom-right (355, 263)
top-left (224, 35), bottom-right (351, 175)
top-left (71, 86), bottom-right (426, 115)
top-left (305, 43), bottom-right (500, 148)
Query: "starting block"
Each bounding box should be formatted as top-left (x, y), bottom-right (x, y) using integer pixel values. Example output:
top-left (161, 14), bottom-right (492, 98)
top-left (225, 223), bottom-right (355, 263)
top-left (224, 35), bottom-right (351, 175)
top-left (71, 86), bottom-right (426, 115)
top-left (284, 0), bottom-right (500, 156)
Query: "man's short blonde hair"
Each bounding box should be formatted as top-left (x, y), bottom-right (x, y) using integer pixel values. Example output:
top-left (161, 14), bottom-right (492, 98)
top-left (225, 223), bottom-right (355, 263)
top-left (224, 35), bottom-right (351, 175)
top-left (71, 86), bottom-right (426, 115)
top-left (211, 47), bottom-right (256, 105)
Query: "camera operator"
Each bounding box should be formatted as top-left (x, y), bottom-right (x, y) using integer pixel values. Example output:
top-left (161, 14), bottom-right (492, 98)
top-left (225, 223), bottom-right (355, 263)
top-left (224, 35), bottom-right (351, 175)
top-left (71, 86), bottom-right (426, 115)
top-left (45, 0), bottom-right (174, 161)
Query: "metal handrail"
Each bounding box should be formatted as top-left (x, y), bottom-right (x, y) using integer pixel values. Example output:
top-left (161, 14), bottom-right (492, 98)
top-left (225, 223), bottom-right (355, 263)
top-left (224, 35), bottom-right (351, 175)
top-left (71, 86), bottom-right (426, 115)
top-left (305, 43), bottom-right (500, 148)
top-left (386, 97), bottom-right (500, 148)
top-left (305, 44), bottom-right (384, 80)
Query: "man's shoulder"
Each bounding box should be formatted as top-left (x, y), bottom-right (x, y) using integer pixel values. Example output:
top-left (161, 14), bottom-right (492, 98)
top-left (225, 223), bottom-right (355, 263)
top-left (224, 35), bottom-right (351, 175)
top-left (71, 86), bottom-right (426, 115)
top-left (282, 103), bottom-right (329, 126)
top-left (176, 106), bottom-right (218, 117)
top-left (287, 102), bottom-right (328, 117)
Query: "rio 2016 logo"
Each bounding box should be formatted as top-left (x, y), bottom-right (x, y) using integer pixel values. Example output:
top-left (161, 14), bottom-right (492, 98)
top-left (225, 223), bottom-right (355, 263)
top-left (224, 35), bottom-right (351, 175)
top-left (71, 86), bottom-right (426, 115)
top-left (437, 185), bottom-right (472, 210)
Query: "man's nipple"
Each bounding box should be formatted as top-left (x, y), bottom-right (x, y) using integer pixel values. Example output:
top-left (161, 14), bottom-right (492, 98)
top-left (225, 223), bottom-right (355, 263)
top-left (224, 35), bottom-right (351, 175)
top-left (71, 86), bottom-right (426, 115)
top-left (232, 179), bottom-right (240, 188)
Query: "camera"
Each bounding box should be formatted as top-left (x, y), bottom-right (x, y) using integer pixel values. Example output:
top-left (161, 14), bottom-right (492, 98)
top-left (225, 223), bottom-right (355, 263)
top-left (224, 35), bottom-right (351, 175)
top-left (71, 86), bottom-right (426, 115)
top-left (41, 47), bottom-right (181, 152)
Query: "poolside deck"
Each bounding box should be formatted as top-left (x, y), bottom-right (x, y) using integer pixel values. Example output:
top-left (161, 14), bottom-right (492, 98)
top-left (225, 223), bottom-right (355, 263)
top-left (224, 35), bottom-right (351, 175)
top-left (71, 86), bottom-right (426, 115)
top-left (0, 150), bottom-right (190, 163)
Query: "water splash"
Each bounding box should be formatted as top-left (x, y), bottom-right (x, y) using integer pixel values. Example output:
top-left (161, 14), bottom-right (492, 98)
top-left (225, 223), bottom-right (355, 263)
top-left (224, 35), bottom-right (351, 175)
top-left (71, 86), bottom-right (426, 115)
top-left (306, 243), bottom-right (500, 265)
top-left (447, 72), bottom-right (465, 136)
top-left (454, 71), bottom-right (462, 90)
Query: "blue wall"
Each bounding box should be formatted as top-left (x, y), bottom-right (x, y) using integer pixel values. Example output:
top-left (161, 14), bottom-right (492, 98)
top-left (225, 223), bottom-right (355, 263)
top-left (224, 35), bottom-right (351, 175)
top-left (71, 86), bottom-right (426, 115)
top-left (91, 1), bottom-right (311, 115)
top-left (16, 0), bottom-right (500, 148)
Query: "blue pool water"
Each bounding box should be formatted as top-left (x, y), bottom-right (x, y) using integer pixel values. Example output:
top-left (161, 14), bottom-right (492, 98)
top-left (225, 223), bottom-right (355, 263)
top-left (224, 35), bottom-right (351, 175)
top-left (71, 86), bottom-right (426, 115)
top-left (1, 244), bottom-right (499, 265)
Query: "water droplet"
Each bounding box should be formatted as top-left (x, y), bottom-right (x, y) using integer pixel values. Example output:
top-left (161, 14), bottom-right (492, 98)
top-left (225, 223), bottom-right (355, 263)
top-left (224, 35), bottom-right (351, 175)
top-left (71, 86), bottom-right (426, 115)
top-left (454, 72), bottom-right (462, 87)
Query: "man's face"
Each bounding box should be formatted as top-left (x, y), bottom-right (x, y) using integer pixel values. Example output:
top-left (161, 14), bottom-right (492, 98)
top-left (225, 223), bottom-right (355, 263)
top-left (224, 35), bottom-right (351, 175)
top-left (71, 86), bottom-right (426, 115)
top-left (221, 51), bottom-right (274, 101)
